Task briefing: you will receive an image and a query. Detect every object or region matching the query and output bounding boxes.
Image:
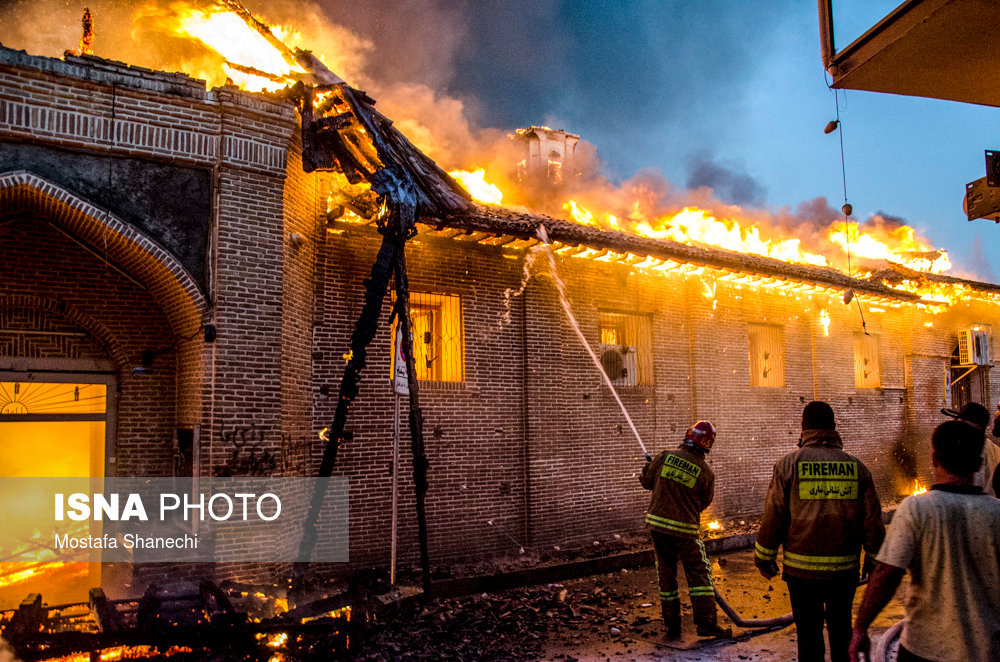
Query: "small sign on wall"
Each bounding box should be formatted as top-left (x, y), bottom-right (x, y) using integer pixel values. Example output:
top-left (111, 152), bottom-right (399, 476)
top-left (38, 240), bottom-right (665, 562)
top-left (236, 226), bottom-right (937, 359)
top-left (393, 327), bottom-right (409, 396)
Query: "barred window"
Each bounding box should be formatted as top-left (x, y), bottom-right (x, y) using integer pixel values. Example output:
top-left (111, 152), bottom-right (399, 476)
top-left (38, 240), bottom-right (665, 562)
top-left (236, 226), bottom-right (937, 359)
top-left (390, 292), bottom-right (464, 382)
top-left (853, 333), bottom-right (881, 388)
top-left (598, 310), bottom-right (654, 386)
top-left (748, 323), bottom-right (784, 387)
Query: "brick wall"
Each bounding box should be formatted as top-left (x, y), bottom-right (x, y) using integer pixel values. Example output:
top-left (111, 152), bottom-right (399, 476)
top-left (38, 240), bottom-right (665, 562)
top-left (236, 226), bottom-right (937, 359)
top-left (0, 218), bottom-right (176, 475)
top-left (5, 46), bottom-right (1000, 581)
top-left (0, 48), bottom-right (300, 584)
top-left (279, 140), bottom-right (324, 477)
top-left (318, 226), bottom-right (1000, 565)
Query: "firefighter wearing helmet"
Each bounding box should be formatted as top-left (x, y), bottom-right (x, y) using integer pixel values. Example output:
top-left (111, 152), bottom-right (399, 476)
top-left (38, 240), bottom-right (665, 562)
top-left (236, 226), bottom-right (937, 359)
top-left (754, 401), bottom-right (884, 662)
top-left (640, 421), bottom-right (731, 639)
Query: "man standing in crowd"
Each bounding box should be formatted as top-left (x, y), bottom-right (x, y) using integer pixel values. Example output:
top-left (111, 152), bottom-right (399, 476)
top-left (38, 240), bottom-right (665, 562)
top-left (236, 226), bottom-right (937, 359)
top-left (849, 420), bottom-right (1000, 661)
top-left (640, 421), bottom-right (730, 639)
top-left (754, 401), bottom-right (884, 662)
top-left (989, 403), bottom-right (1000, 496)
top-left (942, 402), bottom-right (998, 496)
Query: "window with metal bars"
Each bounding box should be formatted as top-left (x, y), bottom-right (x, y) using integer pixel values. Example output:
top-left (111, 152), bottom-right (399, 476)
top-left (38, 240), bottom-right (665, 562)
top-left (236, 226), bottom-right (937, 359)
top-left (597, 310), bottom-right (654, 386)
top-left (853, 333), bottom-right (881, 388)
top-left (390, 292), bottom-right (464, 382)
top-left (748, 323), bottom-right (784, 387)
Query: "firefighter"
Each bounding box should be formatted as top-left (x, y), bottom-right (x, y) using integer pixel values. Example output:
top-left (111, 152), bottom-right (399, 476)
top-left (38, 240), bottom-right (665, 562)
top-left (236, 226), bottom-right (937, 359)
top-left (640, 421), bottom-right (731, 639)
top-left (754, 401), bottom-right (885, 662)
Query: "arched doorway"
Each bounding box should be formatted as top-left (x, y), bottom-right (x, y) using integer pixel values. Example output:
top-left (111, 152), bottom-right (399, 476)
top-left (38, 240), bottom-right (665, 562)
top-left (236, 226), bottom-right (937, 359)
top-left (0, 172), bottom-right (209, 606)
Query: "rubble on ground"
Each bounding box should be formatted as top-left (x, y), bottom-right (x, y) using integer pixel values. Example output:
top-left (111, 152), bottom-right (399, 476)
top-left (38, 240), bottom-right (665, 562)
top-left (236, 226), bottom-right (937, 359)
top-left (349, 580), bottom-right (635, 661)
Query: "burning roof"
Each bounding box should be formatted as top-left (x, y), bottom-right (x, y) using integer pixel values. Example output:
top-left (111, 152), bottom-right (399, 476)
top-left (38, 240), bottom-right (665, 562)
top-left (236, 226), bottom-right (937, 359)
top-left (2, 1), bottom-right (995, 310)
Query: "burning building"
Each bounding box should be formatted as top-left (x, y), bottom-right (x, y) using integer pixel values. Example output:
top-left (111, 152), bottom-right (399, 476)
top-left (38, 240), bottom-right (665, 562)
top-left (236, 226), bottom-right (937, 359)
top-left (2, 4), bottom-right (1000, 604)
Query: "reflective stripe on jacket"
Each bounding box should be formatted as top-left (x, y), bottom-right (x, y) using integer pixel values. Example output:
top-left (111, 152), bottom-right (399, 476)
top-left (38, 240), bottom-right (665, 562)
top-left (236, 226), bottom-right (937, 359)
top-left (640, 444), bottom-right (714, 539)
top-left (755, 429), bottom-right (885, 579)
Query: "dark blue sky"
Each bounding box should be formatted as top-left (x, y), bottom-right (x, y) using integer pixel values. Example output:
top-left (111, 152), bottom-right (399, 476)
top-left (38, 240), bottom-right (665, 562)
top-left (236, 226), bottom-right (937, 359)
top-left (425, 1), bottom-right (1000, 281)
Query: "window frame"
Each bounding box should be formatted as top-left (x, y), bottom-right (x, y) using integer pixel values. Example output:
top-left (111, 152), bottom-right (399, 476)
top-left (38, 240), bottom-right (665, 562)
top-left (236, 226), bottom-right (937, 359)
top-left (747, 322), bottom-right (785, 388)
top-left (389, 291), bottom-right (465, 385)
top-left (597, 309), bottom-right (655, 387)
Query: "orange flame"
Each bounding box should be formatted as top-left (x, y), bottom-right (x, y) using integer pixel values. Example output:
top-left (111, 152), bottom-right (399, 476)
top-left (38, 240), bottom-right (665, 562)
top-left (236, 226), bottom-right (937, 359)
top-left (0, 561), bottom-right (76, 588)
top-left (449, 169), bottom-right (503, 204)
top-left (88, 2), bottom-right (976, 307)
top-left (828, 221), bottom-right (951, 273)
top-left (637, 207), bottom-right (829, 266)
top-left (46, 646), bottom-right (194, 662)
top-left (170, 4), bottom-right (305, 91)
top-left (911, 481), bottom-right (928, 496)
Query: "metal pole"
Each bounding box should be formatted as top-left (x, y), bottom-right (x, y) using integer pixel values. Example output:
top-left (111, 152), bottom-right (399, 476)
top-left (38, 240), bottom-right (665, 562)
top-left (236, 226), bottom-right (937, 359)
top-left (393, 235), bottom-right (432, 593)
top-left (818, 0), bottom-right (836, 70)
top-left (390, 393), bottom-right (400, 586)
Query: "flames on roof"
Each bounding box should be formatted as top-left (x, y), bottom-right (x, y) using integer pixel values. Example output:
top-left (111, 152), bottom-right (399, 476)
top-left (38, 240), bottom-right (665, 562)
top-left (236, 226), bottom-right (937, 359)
top-left (31, 1), bottom-right (996, 310)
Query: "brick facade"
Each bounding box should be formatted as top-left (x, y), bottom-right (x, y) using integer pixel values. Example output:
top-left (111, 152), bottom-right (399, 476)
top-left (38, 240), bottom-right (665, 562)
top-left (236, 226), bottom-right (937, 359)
top-left (2, 47), bottom-right (999, 584)
top-left (319, 227), bottom-right (1000, 565)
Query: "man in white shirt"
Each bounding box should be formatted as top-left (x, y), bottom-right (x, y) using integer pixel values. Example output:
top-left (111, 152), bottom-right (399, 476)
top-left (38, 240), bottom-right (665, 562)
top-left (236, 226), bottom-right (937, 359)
top-left (849, 419), bottom-right (1000, 661)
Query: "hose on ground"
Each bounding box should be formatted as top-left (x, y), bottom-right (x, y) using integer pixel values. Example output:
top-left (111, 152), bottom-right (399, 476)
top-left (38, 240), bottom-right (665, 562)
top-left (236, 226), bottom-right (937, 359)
top-left (714, 588), bottom-right (794, 628)
top-left (713, 576), bottom-right (867, 629)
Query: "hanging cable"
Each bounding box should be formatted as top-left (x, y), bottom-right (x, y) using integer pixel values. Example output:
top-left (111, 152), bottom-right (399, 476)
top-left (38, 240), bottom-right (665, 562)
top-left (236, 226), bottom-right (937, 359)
top-left (827, 85), bottom-right (869, 335)
top-left (833, 89), bottom-right (853, 276)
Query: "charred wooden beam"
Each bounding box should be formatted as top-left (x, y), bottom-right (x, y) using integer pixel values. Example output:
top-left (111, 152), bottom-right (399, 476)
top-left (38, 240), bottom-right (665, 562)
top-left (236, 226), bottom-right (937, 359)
top-left (88, 588), bottom-right (125, 634)
top-left (200, 581), bottom-right (246, 629)
top-left (5, 594), bottom-right (45, 642)
top-left (296, 228), bottom-right (398, 578)
top-left (316, 112), bottom-right (355, 131)
top-left (293, 77), bottom-right (471, 219)
top-left (224, 60), bottom-right (291, 85)
top-left (393, 227), bottom-right (432, 593)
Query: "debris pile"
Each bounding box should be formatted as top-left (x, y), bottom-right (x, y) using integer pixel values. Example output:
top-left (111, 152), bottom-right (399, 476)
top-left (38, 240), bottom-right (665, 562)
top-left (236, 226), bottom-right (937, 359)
top-left (350, 581), bottom-right (635, 661)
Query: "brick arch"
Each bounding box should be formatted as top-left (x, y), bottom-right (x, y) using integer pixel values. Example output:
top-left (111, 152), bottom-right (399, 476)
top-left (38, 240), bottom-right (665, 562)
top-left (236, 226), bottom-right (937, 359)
top-left (0, 170), bottom-right (209, 338)
top-left (0, 293), bottom-right (130, 370)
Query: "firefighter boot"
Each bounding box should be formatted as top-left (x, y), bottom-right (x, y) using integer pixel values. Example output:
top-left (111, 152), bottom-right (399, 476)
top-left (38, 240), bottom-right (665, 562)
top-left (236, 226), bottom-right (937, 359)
top-left (660, 599), bottom-right (681, 639)
top-left (692, 594), bottom-right (732, 638)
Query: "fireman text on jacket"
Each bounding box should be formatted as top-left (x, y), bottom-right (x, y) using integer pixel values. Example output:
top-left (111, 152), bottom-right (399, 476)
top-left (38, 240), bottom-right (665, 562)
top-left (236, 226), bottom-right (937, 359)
top-left (797, 461), bottom-right (858, 500)
top-left (661, 453), bottom-right (702, 488)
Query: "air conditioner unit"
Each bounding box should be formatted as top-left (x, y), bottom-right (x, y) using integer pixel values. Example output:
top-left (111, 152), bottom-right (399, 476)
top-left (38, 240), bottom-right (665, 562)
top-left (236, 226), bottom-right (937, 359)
top-left (599, 344), bottom-right (638, 387)
top-left (958, 328), bottom-right (992, 366)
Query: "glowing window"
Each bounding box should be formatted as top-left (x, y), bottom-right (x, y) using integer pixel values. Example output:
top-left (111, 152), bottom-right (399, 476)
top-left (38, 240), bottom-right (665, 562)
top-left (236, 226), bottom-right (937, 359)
top-left (547, 159), bottom-right (563, 184)
top-left (598, 311), bottom-right (654, 386)
top-left (748, 323), bottom-right (784, 388)
top-left (0, 382), bottom-right (106, 416)
top-left (853, 333), bottom-right (881, 388)
top-left (391, 293), bottom-right (464, 382)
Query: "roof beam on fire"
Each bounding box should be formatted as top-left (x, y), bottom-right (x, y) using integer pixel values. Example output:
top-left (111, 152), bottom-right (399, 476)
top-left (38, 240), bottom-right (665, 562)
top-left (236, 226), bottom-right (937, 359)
top-left (222, 0), bottom-right (343, 86)
top-left (428, 207), bottom-right (923, 303)
top-left (300, 82), bottom-right (472, 220)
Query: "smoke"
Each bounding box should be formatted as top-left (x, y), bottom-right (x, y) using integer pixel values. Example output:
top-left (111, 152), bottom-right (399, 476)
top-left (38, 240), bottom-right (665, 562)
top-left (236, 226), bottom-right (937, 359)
top-left (0, 0), bottom-right (952, 274)
top-left (685, 151), bottom-right (766, 207)
top-left (965, 236), bottom-right (996, 283)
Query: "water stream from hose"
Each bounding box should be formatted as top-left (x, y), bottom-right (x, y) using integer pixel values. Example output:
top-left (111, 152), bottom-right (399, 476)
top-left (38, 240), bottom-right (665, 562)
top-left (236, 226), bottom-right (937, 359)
top-left (535, 225), bottom-right (651, 460)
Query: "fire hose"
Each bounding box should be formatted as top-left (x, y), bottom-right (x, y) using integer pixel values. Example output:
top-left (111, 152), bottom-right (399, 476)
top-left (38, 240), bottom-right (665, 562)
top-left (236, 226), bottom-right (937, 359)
top-left (713, 576), bottom-right (868, 630)
top-left (713, 588), bottom-right (794, 629)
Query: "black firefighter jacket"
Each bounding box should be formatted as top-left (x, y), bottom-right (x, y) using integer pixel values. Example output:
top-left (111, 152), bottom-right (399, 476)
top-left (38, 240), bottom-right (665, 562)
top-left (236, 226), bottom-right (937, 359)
top-left (754, 429), bottom-right (885, 580)
top-left (640, 444), bottom-right (714, 539)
